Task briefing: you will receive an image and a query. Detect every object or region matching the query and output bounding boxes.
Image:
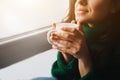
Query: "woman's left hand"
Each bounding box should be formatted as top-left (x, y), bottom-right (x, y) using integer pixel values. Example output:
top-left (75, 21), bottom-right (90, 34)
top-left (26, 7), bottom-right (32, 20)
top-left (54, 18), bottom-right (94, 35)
top-left (52, 21), bottom-right (89, 59)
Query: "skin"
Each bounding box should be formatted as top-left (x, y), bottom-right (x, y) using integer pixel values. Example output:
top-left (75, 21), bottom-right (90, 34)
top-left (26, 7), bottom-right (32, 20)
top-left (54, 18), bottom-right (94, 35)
top-left (51, 0), bottom-right (118, 77)
top-left (75, 0), bottom-right (115, 27)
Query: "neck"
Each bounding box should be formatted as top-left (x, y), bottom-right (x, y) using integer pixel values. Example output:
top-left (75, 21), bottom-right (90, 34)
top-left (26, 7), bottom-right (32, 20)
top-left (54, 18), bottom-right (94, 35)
top-left (87, 19), bottom-right (110, 28)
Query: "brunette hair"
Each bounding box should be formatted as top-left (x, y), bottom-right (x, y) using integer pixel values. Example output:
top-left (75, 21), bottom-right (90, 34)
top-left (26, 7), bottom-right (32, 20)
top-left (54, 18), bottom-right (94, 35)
top-left (62, 0), bottom-right (76, 23)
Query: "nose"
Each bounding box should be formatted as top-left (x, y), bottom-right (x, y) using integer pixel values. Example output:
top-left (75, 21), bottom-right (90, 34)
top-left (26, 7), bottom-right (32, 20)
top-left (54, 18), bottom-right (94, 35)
top-left (78, 0), bottom-right (87, 6)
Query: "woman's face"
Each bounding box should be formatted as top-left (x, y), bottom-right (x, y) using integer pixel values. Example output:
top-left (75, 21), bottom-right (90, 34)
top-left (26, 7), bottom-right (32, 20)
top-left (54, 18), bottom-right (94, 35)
top-left (75, 0), bottom-right (114, 26)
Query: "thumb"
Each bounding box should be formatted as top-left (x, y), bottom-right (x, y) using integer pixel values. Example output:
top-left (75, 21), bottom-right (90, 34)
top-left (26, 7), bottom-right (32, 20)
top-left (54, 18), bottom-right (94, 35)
top-left (71, 20), bottom-right (77, 24)
top-left (77, 21), bottom-right (83, 31)
top-left (52, 23), bottom-right (56, 29)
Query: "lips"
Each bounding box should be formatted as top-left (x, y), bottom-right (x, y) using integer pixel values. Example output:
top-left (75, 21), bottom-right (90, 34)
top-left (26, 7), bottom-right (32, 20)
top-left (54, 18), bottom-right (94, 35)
top-left (76, 8), bottom-right (88, 14)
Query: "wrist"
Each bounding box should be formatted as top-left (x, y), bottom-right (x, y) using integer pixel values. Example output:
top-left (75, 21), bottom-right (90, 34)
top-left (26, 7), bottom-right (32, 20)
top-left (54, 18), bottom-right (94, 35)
top-left (78, 54), bottom-right (92, 77)
top-left (78, 46), bottom-right (92, 77)
top-left (61, 52), bottom-right (73, 64)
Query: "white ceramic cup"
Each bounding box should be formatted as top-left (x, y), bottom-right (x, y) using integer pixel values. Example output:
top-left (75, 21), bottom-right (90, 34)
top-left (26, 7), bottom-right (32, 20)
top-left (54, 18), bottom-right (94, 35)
top-left (47, 23), bottom-right (78, 47)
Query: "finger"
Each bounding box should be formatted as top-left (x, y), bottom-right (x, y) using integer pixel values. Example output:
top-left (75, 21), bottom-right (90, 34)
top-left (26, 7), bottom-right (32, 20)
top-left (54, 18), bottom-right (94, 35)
top-left (58, 27), bottom-right (84, 41)
top-left (55, 31), bottom-right (76, 41)
top-left (52, 23), bottom-right (56, 29)
top-left (51, 32), bottom-right (56, 36)
top-left (61, 27), bottom-right (77, 33)
top-left (77, 21), bottom-right (83, 31)
top-left (51, 31), bottom-right (76, 44)
top-left (71, 20), bottom-right (77, 24)
top-left (52, 45), bottom-right (58, 50)
top-left (54, 39), bottom-right (73, 47)
top-left (52, 32), bottom-right (83, 49)
top-left (55, 46), bottom-right (78, 55)
top-left (51, 33), bottom-right (62, 42)
top-left (61, 27), bottom-right (82, 38)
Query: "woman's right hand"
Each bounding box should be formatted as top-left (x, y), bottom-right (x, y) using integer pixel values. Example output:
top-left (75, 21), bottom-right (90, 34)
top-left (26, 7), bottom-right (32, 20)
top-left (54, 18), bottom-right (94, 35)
top-left (51, 20), bottom-right (80, 63)
top-left (51, 20), bottom-right (92, 76)
top-left (51, 22), bottom-right (73, 64)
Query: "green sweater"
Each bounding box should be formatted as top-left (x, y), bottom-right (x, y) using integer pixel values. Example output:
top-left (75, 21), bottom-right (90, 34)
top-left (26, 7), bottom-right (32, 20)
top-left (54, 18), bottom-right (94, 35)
top-left (51, 25), bottom-right (120, 80)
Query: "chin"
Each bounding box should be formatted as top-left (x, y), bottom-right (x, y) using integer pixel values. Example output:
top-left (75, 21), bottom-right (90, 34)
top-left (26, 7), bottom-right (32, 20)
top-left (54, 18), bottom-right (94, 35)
top-left (76, 17), bottom-right (88, 23)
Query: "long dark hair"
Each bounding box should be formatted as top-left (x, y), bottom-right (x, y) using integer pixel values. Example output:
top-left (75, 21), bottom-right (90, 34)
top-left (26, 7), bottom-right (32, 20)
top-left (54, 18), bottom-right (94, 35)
top-left (90, 10), bottom-right (120, 69)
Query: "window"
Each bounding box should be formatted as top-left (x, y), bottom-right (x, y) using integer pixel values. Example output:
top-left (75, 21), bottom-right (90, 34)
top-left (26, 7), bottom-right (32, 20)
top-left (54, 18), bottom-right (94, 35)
top-left (0, 0), bottom-right (68, 39)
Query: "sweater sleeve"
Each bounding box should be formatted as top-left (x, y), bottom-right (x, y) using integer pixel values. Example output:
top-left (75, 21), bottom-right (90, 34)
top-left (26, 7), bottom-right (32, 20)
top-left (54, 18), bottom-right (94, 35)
top-left (51, 51), bottom-right (80, 80)
top-left (51, 51), bottom-right (98, 80)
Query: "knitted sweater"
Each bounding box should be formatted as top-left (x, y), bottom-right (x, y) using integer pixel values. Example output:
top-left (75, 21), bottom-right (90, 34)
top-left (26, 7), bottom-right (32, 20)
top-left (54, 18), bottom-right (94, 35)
top-left (51, 25), bottom-right (120, 80)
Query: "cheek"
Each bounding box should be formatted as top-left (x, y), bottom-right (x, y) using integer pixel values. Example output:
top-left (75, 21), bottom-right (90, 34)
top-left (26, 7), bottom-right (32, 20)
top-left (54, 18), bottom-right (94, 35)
top-left (89, 3), bottom-right (111, 21)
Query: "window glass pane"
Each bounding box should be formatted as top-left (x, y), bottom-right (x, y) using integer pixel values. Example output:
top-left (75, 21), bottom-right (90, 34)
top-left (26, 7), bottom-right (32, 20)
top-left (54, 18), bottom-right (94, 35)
top-left (0, 0), bottom-right (68, 39)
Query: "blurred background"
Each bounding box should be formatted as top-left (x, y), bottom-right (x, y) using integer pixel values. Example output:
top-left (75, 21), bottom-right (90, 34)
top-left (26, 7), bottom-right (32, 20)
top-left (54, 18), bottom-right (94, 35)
top-left (0, 0), bottom-right (68, 39)
top-left (0, 0), bottom-right (69, 79)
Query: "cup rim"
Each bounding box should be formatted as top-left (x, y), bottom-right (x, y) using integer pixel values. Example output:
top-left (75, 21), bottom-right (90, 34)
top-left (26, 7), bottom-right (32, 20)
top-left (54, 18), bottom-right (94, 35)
top-left (56, 23), bottom-right (78, 27)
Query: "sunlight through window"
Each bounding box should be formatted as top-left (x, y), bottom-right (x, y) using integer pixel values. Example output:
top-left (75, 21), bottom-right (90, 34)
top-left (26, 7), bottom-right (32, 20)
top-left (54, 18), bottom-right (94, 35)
top-left (0, 0), bottom-right (68, 39)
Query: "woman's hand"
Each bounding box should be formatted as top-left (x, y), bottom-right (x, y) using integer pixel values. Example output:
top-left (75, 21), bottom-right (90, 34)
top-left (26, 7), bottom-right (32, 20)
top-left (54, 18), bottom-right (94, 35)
top-left (51, 20), bottom-right (88, 59)
top-left (51, 20), bottom-right (92, 77)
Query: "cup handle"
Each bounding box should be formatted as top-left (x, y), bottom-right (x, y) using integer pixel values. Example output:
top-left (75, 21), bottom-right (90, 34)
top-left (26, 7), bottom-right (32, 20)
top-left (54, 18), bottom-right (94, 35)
top-left (47, 29), bottom-right (66, 48)
top-left (47, 29), bottom-right (55, 45)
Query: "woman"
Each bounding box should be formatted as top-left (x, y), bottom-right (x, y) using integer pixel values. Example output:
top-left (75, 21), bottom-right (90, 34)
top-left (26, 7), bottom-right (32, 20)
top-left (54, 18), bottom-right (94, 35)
top-left (51, 0), bottom-right (120, 80)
